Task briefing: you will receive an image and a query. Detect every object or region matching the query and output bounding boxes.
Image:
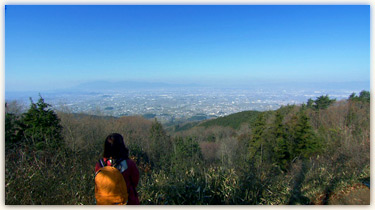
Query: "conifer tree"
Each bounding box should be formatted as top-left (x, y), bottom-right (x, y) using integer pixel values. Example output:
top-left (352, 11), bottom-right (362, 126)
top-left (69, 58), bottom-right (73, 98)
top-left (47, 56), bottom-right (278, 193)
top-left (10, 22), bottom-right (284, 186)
top-left (171, 136), bottom-right (202, 171)
top-left (291, 110), bottom-right (320, 158)
top-left (306, 98), bottom-right (314, 109)
top-left (359, 90), bottom-right (370, 102)
top-left (349, 90), bottom-right (370, 103)
top-left (5, 111), bottom-right (21, 145)
top-left (272, 111), bottom-right (290, 170)
top-left (313, 95), bottom-right (336, 110)
top-left (248, 113), bottom-right (266, 165)
top-left (19, 95), bottom-right (63, 149)
top-left (149, 119), bottom-right (172, 169)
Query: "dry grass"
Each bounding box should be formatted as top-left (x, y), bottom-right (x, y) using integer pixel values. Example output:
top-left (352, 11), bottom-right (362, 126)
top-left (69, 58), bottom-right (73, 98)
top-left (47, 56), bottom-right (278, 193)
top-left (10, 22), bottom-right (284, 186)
top-left (328, 183), bottom-right (370, 205)
top-left (311, 183), bottom-right (370, 205)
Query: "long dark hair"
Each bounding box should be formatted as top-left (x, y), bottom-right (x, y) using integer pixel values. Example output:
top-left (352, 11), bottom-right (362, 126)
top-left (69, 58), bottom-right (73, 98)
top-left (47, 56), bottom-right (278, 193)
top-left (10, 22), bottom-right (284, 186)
top-left (103, 133), bottom-right (129, 160)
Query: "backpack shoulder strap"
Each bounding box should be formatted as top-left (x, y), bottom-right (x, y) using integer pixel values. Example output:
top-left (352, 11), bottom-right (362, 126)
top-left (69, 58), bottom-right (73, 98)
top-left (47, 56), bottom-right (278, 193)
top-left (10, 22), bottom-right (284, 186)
top-left (95, 158), bottom-right (106, 177)
top-left (99, 158), bottom-right (106, 167)
top-left (114, 158), bottom-right (128, 173)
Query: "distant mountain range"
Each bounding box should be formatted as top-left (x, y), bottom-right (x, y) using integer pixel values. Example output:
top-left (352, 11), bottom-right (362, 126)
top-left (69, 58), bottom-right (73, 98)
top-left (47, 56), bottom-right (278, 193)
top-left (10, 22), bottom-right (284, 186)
top-left (73, 80), bottom-right (370, 92)
top-left (73, 80), bottom-right (203, 91)
top-left (5, 80), bottom-right (369, 102)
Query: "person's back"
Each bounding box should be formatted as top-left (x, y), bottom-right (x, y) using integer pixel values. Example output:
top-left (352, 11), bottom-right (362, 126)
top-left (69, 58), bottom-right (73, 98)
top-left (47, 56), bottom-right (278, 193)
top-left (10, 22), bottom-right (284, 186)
top-left (95, 133), bottom-right (140, 205)
top-left (95, 162), bottom-right (128, 205)
top-left (95, 157), bottom-right (140, 204)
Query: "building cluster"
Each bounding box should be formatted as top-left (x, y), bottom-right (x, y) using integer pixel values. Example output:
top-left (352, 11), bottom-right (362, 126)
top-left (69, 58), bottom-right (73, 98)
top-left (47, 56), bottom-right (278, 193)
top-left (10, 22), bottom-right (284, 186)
top-left (46, 87), bottom-right (354, 123)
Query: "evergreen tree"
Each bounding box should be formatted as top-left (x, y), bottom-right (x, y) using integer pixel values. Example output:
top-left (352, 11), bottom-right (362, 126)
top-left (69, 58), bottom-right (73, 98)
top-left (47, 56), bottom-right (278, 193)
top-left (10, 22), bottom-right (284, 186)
top-left (5, 112), bottom-right (21, 145)
top-left (19, 95), bottom-right (63, 149)
top-left (349, 90), bottom-right (370, 103)
top-left (149, 119), bottom-right (172, 169)
top-left (359, 90), bottom-right (370, 102)
top-left (5, 102), bottom-right (24, 146)
top-left (349, 93), bottom-right (356, 100)
top-left (306, 98), bottom-right (314, 109)
top-left (272, 111), bottom-right (290, 170)
top-left (291, 110), bottom-right (321, 158)
top-left (248, 113), bottom-right (266, 165)
top-left (313, 95), bottom-right (336, 110)
top-left (346, 90), bottom-right (370, 127)
top-left (171, 136), bottom-right (202, 172)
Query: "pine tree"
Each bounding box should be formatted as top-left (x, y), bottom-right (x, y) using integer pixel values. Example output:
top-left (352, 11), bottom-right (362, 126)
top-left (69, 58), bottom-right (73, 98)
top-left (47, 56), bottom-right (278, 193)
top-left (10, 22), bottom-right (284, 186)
top-left (272, 111), bottom-right (290, 170)
top-left (291, 110), bottom-right (320, 158)
top-left (5, 102), bottom-right (24, 146)
top-left (248, 113), bottom-right (266, 165)
top-left (5, 112), bottom-right (20, 145)
top-left (149, 119), bottom-right (172, 169)
top-left (171, 136), bottom-right (202, 172)
top-left (359, 90), bottom-right (370, 102)
top-left (349, 90), bottom-right (370, 103)
top-left (19, 95), bottom-right (63, 149)
top-left (313, 95), bottom-right (336, 110)
top-left (306, 98), bottom-right (314, 109)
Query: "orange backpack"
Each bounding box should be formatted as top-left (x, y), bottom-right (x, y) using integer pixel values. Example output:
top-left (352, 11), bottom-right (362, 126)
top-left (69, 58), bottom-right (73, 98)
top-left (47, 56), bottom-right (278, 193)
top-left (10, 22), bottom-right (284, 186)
top-left (95, 158), bottom-right (128, 205)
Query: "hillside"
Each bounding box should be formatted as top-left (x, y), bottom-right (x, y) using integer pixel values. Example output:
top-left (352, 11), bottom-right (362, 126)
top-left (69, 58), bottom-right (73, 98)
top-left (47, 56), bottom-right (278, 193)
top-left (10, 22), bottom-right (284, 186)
top-left (168, 110), bottom-right (261, 134)
top-left (5, 91), bottom-right (370, 205)
top-left (199, 110), bottom-right (261, 129)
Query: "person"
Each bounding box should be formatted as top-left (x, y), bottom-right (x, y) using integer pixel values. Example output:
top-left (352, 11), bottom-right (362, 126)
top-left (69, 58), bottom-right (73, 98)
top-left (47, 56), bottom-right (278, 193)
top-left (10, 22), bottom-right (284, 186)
top-left (95, 133), bottom-right (140, 205)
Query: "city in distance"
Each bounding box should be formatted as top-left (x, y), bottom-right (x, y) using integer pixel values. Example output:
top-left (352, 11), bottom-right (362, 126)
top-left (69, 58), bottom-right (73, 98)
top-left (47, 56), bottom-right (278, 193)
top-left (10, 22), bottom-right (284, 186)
top-left (5, 5), bottom-right (370, 205)
top-left (5, 80), bottom-right (369, 124)
top-left (5, 5), bottom-right (369, 125)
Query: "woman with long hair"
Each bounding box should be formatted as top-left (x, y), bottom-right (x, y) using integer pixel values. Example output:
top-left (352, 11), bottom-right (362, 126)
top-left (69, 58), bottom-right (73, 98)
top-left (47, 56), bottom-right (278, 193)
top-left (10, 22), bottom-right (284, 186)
top-left (95, 133), bottom-right (140, 205)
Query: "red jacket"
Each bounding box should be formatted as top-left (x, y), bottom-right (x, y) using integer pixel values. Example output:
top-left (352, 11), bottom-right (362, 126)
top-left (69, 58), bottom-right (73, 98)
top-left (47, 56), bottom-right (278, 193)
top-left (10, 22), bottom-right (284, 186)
top-left (95, 158), bottom-right (140, 205)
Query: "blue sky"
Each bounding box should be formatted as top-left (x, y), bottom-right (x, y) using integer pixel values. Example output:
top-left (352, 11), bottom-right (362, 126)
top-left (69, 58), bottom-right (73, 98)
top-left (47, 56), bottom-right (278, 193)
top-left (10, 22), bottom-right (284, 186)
top-left (5, 5), bottom-right (370, 91)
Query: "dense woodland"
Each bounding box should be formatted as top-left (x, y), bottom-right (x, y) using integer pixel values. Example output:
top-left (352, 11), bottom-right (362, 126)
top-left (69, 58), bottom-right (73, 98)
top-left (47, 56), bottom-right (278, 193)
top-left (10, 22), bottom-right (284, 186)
top-left (5, 91), bottom-right (370, 205)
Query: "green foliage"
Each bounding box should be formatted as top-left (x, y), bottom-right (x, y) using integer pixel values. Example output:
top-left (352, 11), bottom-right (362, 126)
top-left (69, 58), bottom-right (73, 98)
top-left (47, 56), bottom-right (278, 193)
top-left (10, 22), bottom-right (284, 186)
top-left (306, 98), bottom-right (314, 108)
top-left (128, 143), bottom-right (151, 167)
top-left (272, 111), bottom-right (290, 170)
top-left (143, 113), bottom-right (156, 119)
top-left (311, 95), bottom-right (336, 110)
top-left (173, 121), bottom-right (200, 132)
top-left (139, 167), bottom-right (241, 205)
top-left (200, 110), bottom-right (260, 129)
top-left (277, 104), bottom-right (297, 115)
top-left (172, 137), bottom-right (202, 171)
top-left (149, 119), bottom-right (173, 169)
top-left (248, 113), bottom-right (266, 162)
top-left (291, 110), bottom-right (321, 158)
top-left (5, 102), bottom-right (25, 146)
top-left (188, 114), bottom-right (208, 121)
top-left (359, 90), bottom-right (370, 102)
top-left (5, 146), bottom-right (96, 204)
top-left (5, 112), bottom-right (21, 145)
top-left (19, 96), bottom-right (63, 149)
top-left (349, 90), bottom-right (370, 103)
top-left (5, 92), bottom-right (370, 205)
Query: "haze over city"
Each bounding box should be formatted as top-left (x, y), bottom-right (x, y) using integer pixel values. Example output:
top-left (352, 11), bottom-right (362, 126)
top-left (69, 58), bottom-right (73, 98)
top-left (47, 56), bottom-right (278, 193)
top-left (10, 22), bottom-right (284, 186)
top-left (5, 5), bottom-right (370, 121)
top-left (4, 3), bottom-right (372, 205)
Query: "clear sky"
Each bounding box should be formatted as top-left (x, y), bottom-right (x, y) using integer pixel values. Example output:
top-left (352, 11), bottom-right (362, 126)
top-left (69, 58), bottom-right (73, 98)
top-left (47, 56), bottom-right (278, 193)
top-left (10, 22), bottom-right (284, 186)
top-left (5, 5), bottom-right (370, 91)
